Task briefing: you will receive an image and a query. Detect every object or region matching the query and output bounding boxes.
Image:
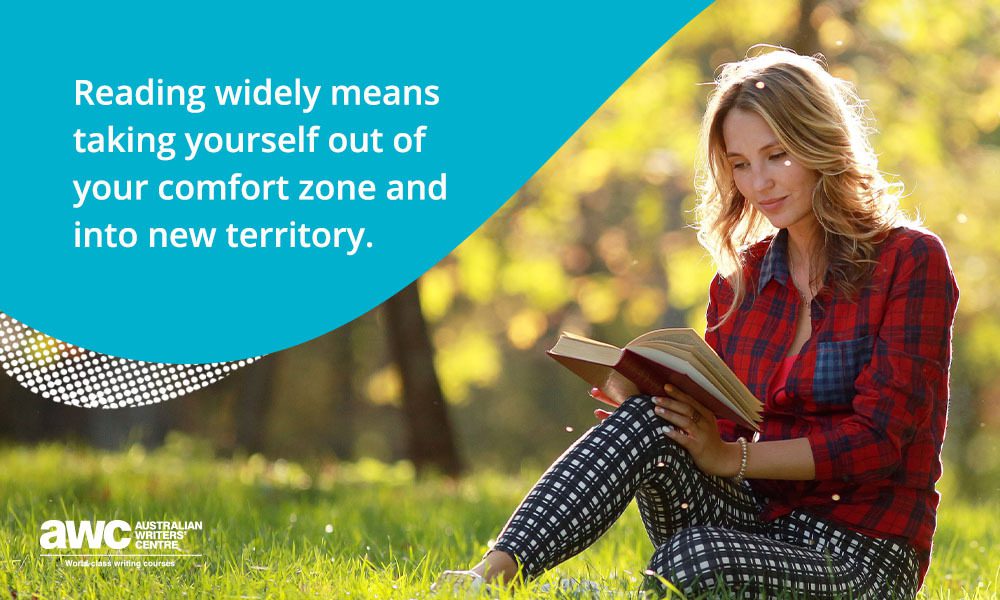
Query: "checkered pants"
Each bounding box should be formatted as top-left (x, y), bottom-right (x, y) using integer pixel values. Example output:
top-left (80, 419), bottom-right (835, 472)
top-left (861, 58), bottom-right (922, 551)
top-left (491, 396), bottom-right (919, 599)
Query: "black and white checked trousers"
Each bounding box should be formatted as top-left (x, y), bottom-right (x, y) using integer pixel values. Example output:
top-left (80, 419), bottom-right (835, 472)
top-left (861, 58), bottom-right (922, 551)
top-left (491, 396), bottom-right (919, 599)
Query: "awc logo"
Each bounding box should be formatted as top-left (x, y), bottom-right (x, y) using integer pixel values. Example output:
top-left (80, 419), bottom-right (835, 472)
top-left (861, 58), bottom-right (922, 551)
top-left (39, 520), bottom-right (132, 550)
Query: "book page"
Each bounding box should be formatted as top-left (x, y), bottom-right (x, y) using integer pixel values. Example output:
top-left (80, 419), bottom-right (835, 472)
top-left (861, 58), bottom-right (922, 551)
top-left (630, 328), bottom-right (760, 415)
top-left (627, 345), bottom-right (734, 411)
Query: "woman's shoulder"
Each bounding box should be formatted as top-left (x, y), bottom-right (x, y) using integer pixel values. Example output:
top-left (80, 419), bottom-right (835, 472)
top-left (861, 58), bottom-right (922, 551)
top-left (725, 235), bottom-right (778, 275)
top-left (708, 235), bottom-right (777, 301)
top-left (880, 225), bottom-right (949, 253)
top-left (876, 226), bottom-right (953, 270)
top-left (870, 227), bottom-right (958, 300)
top-left (742, 235), bottom-right (777, 263)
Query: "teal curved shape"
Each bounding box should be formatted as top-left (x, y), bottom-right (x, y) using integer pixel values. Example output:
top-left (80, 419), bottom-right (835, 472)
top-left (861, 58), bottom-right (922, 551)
top-left (0, 1), bottom-right (712, 362)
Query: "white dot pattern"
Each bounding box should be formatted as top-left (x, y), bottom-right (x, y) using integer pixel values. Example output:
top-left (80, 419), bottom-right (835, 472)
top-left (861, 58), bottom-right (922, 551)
top-left (0, 313), bottom-right (257, 408)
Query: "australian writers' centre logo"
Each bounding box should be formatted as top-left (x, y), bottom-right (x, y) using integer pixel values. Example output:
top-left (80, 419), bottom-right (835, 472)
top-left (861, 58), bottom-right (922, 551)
top-left (39, 520), bottom-right (203, 568)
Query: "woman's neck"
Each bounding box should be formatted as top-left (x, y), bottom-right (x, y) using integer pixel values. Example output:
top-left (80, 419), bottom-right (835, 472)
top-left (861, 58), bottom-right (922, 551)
top-left (786, 221), bottom-right (821, 267)
top-left (786, 222), bottom-right (825, 294)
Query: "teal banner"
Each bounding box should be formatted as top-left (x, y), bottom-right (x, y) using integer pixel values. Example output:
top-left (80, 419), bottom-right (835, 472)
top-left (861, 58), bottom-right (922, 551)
top-left (0, 2), bottom-right (712, 362)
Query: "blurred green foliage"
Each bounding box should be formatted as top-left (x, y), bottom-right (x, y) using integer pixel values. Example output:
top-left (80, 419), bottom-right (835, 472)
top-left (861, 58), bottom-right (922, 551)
top-left (410, 0), bottom-right (1000, 498)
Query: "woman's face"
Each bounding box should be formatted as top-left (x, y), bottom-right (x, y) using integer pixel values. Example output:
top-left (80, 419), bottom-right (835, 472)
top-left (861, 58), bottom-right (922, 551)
top-left (722, 108), bottom-right (819, 236)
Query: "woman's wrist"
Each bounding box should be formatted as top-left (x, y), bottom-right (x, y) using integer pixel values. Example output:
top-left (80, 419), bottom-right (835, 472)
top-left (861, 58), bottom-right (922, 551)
top-left (722, 440), bottom-right (744, 478)
top-left (733, 437), bottom-right (749, 483)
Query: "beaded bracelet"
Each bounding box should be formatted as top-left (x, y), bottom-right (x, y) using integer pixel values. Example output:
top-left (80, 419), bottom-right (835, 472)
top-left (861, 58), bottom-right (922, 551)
top-left (733, 436), bottom-right (749, 484)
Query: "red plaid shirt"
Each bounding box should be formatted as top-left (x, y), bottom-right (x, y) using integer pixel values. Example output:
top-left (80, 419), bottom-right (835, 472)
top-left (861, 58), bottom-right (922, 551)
top-left (706, 227), bottom-right (959, 586)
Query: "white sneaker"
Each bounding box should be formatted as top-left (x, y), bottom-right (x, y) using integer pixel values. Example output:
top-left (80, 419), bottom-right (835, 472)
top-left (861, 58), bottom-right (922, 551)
top-left (431, 570), bottom-right (485, 595)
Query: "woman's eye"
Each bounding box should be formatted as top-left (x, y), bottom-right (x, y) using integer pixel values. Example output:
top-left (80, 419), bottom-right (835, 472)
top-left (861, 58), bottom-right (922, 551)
top-left (769, 151), bottom-right (787, 161)
top-left (731, 162), bottom-right (748, 170)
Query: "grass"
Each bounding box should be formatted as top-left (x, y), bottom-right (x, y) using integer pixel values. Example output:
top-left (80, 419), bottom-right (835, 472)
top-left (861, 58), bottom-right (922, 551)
top-left (0, 435), bottom-right (996, 599)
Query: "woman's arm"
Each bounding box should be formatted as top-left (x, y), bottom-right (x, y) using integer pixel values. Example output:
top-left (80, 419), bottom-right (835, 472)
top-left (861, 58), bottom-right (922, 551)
top-left (652, 390), bottom-right (816, 480)
top-left (703, 273), bottom-right (757, 444)
top-left (741, 437), bottom-right (815, 480)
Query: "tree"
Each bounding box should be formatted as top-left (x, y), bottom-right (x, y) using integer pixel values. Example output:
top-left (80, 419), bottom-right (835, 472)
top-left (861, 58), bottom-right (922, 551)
top-left (383, 281), bottom-right (463, 476)
top-left (234, 354), bottom-right (279, 453)
top-left (327, 322), bottom-right (359, 460)
top-left (791, 0), bottom-right (821, 55)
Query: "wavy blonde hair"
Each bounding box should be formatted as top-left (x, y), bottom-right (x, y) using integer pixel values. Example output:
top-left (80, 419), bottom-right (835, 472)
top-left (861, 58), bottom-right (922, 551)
top-left (695, 48), bottom-right (912, 327)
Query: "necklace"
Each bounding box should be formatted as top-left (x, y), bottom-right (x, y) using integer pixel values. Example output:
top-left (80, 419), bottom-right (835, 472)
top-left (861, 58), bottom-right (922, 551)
top-left (794, 274), bottom-right (815, 304)
top-left (788, 251), bottom-right (817, 305)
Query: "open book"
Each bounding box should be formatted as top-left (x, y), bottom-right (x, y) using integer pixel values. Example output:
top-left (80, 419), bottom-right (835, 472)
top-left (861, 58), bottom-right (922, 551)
top-left (547, 328), bottom-right (762, 431)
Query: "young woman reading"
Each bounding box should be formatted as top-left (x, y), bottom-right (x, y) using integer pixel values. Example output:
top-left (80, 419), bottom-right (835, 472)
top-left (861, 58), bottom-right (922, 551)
top-left (437, 48), bottom-right (959, 599)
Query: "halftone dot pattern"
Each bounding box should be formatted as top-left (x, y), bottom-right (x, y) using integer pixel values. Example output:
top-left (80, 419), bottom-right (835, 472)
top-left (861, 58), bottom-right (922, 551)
top-left (0, 313), bottom-right (257, 409)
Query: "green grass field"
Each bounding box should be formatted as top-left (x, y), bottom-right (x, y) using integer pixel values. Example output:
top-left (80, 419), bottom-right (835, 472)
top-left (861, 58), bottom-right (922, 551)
top-left (1, 436), bottom-right (996, 599)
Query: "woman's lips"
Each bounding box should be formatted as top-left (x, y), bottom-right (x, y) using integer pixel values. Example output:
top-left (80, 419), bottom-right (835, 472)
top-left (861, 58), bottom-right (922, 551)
top-left (757, 195), bottom-right (787, 211)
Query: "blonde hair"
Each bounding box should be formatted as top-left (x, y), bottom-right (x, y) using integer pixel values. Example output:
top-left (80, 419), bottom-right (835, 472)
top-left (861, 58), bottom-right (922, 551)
top-left (694, 47), bottom-right (912, 327)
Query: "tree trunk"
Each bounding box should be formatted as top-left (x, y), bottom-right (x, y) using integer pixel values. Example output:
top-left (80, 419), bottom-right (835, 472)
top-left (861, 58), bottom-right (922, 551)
top-left (327, 323), bottom-right (359, 460)
top-left (234, 354), bottom-right (278, 453)
top-left (792, 0), bottom-right (822, 55)
top-left (383, 281), bottom-right (463, 477)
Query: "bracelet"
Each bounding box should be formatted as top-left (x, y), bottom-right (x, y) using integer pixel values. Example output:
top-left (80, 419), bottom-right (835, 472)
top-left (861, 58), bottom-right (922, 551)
top-left (733, 436), bottom-right (749, 484)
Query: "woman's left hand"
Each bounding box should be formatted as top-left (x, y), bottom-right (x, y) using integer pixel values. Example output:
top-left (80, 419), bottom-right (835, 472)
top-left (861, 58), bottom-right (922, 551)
top-left (652, 384), bottom-right (739, 478)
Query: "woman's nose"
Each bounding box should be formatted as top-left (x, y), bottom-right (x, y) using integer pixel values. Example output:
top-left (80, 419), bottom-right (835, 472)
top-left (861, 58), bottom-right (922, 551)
top-left (752, 165), bottom-right (774, 192)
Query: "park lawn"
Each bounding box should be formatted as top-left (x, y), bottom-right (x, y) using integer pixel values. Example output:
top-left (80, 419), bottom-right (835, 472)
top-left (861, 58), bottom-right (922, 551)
top-left (0, 437), bottom-right (996, 599)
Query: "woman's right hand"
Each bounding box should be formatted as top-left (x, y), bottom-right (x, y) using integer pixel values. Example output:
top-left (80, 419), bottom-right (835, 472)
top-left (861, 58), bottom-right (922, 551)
top-left (591, 387), bottom-right (619, 421)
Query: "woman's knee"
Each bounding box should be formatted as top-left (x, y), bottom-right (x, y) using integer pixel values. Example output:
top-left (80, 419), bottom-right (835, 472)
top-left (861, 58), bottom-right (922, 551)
top-left (602, 395), bottom-right (690, 464)
top-left (645, 527), bottom-right (732, 596)
top-left (597, 395), bottom-right (661, 436)
top-left (615, 394), bottom-right (659, 421)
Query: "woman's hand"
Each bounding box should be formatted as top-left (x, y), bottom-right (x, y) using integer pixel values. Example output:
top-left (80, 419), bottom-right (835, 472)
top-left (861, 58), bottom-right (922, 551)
top-left (590, 387), bottom-right (619, 421)
top-left (653, 384), bottom-right (740, 478)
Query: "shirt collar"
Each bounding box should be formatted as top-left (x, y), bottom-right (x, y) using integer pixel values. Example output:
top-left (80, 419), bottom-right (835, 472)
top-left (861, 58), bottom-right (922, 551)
top-left (757, 229), bottom-right (791, 294)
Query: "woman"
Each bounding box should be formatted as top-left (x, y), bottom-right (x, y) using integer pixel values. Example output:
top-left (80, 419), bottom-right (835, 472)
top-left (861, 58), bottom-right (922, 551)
top-left (437, 48), bottom-right (959, 599)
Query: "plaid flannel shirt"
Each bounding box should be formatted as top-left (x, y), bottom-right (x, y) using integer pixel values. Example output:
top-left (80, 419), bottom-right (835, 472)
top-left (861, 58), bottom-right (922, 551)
top-left (706, 227), bottom-right (959, 586)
